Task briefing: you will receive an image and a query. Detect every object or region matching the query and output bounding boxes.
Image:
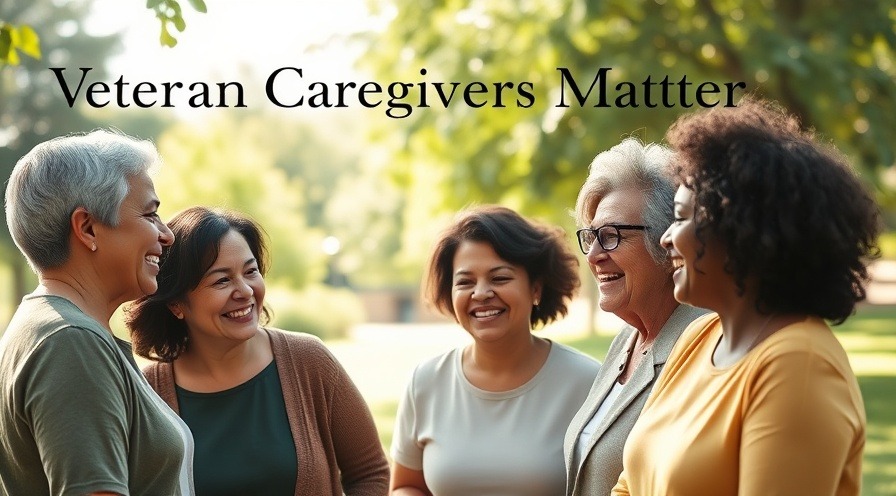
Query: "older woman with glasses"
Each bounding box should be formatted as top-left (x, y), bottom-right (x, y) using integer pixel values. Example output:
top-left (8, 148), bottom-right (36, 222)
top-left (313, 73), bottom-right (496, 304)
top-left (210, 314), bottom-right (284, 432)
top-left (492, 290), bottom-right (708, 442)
top-left (563, 138), bottom-right (705, 496)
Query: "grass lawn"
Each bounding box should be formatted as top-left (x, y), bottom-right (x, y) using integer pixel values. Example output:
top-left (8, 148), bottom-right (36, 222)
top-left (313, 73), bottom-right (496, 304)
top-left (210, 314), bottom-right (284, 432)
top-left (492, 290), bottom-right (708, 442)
top-left (366, 304), bottom-right (896, 496)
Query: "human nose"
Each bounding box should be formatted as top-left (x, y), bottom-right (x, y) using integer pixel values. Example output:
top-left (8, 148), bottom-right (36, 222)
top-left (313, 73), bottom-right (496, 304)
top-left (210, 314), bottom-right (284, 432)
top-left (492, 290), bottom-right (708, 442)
top-left (158, 223), bottom-right (174, 247)
top-left (659, 224), bottom-right (673, 251)
top-left (233, 278), bottom-right (254, 299)
top-left (585, 238), bottom-right (608, 264)
top-left (472, 282), bottom-right (494, 300)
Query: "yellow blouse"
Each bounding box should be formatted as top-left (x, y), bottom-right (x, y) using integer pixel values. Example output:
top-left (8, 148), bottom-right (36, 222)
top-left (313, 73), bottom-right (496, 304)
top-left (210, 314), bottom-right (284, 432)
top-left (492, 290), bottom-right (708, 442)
top-left (613, 314), bottom-right (865, 496)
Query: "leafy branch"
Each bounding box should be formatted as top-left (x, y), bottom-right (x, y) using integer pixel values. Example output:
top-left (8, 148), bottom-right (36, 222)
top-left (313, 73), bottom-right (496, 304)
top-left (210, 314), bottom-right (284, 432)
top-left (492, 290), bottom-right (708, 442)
top-left (0, 0), bottom-right (207, 67)
top-left (0, 21), bottom-right (41, 65)
top-left (148, 0), bottom-right (207, 47)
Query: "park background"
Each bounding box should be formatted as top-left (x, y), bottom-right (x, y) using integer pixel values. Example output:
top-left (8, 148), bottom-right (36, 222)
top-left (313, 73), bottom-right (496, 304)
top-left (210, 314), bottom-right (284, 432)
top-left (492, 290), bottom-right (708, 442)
top-left (2, 0), bottom-right (895, 493)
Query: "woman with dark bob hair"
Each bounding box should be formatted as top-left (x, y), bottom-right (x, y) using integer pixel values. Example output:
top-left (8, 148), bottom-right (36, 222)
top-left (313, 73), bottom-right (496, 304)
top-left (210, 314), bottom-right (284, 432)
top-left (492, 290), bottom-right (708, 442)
top-left (613, 98), bottom-right (880, 496)
top-left (126, 206), bottom-right (389, 496)
top-left (390, 205), bottom-right (600, 496)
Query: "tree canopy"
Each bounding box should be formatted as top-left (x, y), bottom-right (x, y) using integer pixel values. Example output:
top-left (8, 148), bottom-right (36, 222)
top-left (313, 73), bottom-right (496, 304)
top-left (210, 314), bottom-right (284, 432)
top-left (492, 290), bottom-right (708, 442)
top-left (0, 0), bottom-right (206, 66)
top-left (362, 0), bottom-right (896, 229)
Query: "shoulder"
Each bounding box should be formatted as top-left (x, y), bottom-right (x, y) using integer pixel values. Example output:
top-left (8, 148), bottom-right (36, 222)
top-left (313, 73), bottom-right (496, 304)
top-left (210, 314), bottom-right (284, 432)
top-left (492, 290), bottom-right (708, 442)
top-left (665, 305), bottom-right (712, 338)
top-left (750, 317), bottom-right (855, 376)
top-left (406, 347), bottom-right (461, 393)
top-left (549, 341), bottom-right (602, 373)
top-left (5, 296), bottom-right (115, 351)
top-left (605, 325), bottom-right (637, 357)
top-left (677, 312), bottom-right (720, 348)
top-left (544, 342), bottom-right (600, 393)
top-left (141, 360), bottom-right (172, 386)
top-left (266, 327), bottom-right (335, 363)
top-left (266, 326), bottom-right (328, 349)
top-left (265, 327), bottom-right (355, 392)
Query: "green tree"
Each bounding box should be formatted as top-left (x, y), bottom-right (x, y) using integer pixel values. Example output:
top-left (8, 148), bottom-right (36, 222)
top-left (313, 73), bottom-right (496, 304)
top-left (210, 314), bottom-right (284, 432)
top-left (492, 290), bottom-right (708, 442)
top-left (152, 116), bottom-right (327, 289)
top-left (362, 0), bottom-right (896, 227)
top-left (0, 0), bottom-right (120, 306)
top-left (257, 113), bottom-right (416, 287)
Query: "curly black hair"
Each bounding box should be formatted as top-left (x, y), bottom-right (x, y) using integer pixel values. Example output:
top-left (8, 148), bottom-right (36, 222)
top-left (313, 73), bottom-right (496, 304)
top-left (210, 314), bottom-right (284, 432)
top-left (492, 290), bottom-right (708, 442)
top-left (665, 97), bottom-right (881, 324)
top-left (424, 205), bottom-right (580, 328)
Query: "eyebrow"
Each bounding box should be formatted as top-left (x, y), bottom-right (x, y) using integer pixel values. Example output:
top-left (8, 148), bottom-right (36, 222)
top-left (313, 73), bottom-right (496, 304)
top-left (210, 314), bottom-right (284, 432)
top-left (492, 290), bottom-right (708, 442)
top-left (454, 265), bottom-right (515, 276)
top-left (144, 199), bottom-right (161, 210)
top-left (589, 221), bottom-right (635, 228)
top-left (204, 258), bottom-right (258, 277)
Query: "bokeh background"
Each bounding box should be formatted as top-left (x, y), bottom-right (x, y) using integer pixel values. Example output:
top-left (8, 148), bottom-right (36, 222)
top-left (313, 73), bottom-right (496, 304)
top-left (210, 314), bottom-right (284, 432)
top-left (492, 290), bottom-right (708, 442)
top-left (2, 1), bottom-right (895, 493)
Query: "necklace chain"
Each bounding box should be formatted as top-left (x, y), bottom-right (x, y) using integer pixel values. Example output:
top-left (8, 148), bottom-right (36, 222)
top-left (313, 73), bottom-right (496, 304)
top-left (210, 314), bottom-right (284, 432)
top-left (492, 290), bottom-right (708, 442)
top-left (746, 313), bottom-right (777, 351)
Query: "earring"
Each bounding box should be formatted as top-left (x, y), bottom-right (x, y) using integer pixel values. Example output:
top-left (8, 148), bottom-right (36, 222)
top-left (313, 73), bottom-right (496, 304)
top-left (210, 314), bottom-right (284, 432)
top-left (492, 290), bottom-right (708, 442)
top-left (91, 243), bottom-right (97, 252)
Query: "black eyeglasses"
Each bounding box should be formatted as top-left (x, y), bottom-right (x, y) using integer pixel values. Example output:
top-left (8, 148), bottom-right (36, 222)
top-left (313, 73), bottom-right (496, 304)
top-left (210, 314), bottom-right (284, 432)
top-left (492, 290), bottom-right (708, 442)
top-left (576, 225), bottom-right (648, 254)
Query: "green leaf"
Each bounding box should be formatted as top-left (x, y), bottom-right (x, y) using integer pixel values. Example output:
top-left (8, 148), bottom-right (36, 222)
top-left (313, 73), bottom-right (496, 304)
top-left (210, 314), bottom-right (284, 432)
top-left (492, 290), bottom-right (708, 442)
top-left (172, 14), bottom-right (186, 32)
top-left (146, 0), bottom-right (164, 8)
top-left (0, 25), bottom-right (15, 64)
top-left (159, 22), bottom-right (177, 47)
top-left (16, 25), bottom-right (40, 59)
top-left (6, 45), bottom-right (19, 65)
top-left (186, 0), bottom-right (208, 13)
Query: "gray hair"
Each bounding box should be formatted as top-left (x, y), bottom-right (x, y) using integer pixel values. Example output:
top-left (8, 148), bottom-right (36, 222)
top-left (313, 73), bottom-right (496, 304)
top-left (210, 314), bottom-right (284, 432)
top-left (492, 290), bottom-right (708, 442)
top-left (5, 129), bottom-right (160, 272)
top-left (574, 137), bottom-right (676, 264)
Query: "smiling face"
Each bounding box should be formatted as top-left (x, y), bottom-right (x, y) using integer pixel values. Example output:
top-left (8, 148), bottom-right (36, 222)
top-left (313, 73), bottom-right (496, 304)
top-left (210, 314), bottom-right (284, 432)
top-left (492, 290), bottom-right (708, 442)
top-left (176, 229), bottom-right (265, 345)
top-left (94, 171), bottom-right (173, 303)
top-left (585, 187), bottom-right (673, 322)
top-left (451, 240), bottom-right (541, 344)
top-left (660, 185), bottom-right (729, 309)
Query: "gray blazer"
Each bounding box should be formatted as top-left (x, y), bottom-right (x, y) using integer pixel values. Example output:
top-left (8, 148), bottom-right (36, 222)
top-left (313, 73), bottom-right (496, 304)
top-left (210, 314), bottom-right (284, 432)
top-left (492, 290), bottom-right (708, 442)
top-left (563, 304), bottom-right (707, 496)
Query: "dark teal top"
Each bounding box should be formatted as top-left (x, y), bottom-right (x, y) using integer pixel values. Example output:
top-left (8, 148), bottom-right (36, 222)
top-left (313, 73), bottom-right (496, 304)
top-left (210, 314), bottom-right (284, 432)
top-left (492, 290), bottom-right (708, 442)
top-left (176, 360), bottom-right (296, 496)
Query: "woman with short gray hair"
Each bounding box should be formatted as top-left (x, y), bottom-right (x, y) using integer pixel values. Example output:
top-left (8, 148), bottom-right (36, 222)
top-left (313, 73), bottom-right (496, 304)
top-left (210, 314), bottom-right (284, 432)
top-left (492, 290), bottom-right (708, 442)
top-left (563, 138), bottom-right (705, 496)
top-left (0, 129), bottom-right (194, 496)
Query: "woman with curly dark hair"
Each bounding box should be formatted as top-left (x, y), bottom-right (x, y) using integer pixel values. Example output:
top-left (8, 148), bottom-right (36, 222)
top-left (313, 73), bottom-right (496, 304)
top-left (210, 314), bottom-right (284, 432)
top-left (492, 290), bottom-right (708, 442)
top-left (612, 98), bottom-right (880, 496)
top-left (390, 205), bottom-right (600, 496)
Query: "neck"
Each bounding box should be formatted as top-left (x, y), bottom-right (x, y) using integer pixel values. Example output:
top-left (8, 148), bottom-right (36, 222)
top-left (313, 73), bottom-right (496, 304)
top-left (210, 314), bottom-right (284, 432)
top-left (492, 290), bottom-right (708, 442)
top-left (463, 332), bottom-right (550, 393)
top-left (37, 271), bottom-right (114, 331)
top-left (175, 328), bottom-right (271, 390)
top-left (467, 332), bottom-right (544, 373)
top-left (617, 293), bottom-right (680, 346)
top-left (715, 295), bottom-right (792, 358)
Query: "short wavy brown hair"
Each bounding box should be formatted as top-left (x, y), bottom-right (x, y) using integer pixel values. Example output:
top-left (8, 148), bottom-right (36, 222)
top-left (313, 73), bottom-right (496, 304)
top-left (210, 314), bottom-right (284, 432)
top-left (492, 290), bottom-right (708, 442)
top-left (665, 97), bottom-right (881, 323)
top-left (424, 205), bottom-right (580, 328)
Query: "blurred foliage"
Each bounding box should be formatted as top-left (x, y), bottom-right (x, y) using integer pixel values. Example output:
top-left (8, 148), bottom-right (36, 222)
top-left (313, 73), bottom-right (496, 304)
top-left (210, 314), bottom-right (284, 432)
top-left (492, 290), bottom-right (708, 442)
top-left (150, 110), bottom-right (417, 289)
top-left (152, 116), bottom-right (326, 289)
top-left (361, 0), bottom-right (896, 237)
top-left (0, 0), bottom-right (119, 305)
top-left (266, 284), bottom-right (366, 340)
top-left (879, 231), bottom-right (896, 260)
